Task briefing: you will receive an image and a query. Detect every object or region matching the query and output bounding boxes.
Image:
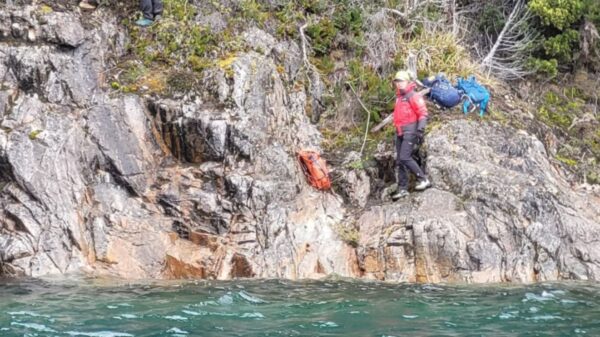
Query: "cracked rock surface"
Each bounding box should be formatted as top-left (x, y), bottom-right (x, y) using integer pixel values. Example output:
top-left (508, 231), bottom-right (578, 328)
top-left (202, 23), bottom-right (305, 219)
top-left (1, 5), bottom-right (599, 282)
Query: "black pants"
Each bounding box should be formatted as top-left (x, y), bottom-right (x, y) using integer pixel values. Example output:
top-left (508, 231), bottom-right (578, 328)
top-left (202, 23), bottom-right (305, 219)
top-left (141, 0), bottom-right (163, 19)
top-left (396, 134), bottom-right (426, 190)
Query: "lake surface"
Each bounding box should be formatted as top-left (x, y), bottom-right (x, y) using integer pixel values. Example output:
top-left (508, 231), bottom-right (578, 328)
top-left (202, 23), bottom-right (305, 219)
top-left (1, 277), bottom-right (599, 336)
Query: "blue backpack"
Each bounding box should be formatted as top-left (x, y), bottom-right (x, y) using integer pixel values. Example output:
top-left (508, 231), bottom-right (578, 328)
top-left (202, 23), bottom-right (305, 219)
top-left (455, 75), bottom-right (490, 116)
top-left (421, 74), bottom-right (463, 109)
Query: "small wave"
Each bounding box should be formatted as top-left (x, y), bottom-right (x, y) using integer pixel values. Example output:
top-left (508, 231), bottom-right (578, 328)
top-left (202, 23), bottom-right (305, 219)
top-left (113, 314), bottom-right (138, 319)
top-left (191, 301), bottom-right (219, 307)
top-left (167, 327), bottom-right (189, 334)
top-left (0, 328), bottom-right (9, 331)
top-left (402, 315), bottom-right (418, 319)
top-left (574, 328), bottom-right (587, 334)
top-left (8, 311), bottom-right (50, 318)
top-left (498, 311), bottom-right (519, 319)
top-left (66, 331), bottom-right (134, 337)
top-left (10, 322), bottom-right (56, 333)
top-left (523, 291), bottom-right (555, 302)
top-left (107, 303), bottom-right (133, 309)
top-left (218, 294), bottom-right (234, 305)
top-left (422, 285), bottom-right (445, 292)
top-left (165, 315), bottom-right (188, 321)
top-left (526, 315), bottom-right (565, 321)
top-left (240, 312), bottom-right (264, 319)
top-left (182, 310), bottom-right (205, 316)
top-left (314, 321), bottom-right (339, 328)
top-left (238, 291), bottom-right (267, 304)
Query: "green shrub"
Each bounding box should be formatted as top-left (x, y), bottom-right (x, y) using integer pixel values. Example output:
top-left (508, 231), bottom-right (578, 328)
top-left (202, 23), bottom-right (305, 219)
top-left (478, 5), bottom-right (505, 33)
top-left (543, 29), bottom-right (579, 63)
top-left (529, 0), bottom-right (584, 30)
top-left (347, 59), bottom-right (395, 123)
top-left (306, 18), bottom-right (338, 56)
top-left (528, 58), bottom-right (558, 78)
top-left (239, 0), bottom-right (269, 26)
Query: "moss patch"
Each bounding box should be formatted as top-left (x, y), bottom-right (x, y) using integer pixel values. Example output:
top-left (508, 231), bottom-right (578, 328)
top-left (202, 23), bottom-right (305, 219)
top-left (28, 130), bottom-right (42, 140)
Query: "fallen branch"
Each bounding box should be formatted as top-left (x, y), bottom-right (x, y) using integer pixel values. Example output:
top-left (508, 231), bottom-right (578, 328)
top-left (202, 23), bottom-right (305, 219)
top-left (346, 82), bottom-right (372, 158)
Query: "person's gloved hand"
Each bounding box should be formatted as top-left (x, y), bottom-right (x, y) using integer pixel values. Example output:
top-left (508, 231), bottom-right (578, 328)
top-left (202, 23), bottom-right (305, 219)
top-left (416, 129), bottom-right (425, 145)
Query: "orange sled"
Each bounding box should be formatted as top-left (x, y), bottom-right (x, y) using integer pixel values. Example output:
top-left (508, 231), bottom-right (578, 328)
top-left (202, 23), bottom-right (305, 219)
top-left (297, 150), bottom-right (331, 190)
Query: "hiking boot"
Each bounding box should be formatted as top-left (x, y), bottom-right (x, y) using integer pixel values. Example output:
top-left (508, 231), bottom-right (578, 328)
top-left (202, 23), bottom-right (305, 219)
top-left (391, 189), bottom-right (409, 201)
top-left (78, 0), bottom-right (97, 10)
top-left (154, 14), bottom-right (162, 22)
top-left (415, 178), bottom-right (431, 191)
top-left (135, 18), bottom-right (154, 27)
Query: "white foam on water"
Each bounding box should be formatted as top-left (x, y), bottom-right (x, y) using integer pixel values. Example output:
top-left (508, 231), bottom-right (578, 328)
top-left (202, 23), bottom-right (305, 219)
top-left (526, 315), bottom-right (565, 321)
top-left (498, 311), bottom-right (519, 319)
top-left (167, 327), bottom-right (189, 334)
top-left (402, 315), bottom-right (418, 319)
top-left (561, 299), bottom-right (578, 304)
top-left (10, 322), bottom-right (56, 332)
top-left (165, 315), bottom-right (188, 321)
top-left (238, 291), bottom-right (267, 304)
top-left (315, 321), bottom-right (339, 328)
top-left (207, 312), bottom-right (237, 317)
top-left (529, 306), bottom-right (540, 313)
top-left (107, 303), bottom-right (133, 309)
top-left (66, 331), bottom-right (134, 337)
top-left (119, 314), bottom-right (138, 319)
top-left (240, 312), bottom-right (264, 318)
top-left (1, 327), bottom-right (10, 331)
top-left (192, 301), bottom-right (218, 307)
top-left (182, 310), bottom-right (206, 316)
top-left (8, 311), bottom-right (50, 318)
top-left (575, 328), bottom-right (587, 334)
top-left (218, 294), bottom-right (234, 305)
top-left (523, 292), bottom-right (555, 302)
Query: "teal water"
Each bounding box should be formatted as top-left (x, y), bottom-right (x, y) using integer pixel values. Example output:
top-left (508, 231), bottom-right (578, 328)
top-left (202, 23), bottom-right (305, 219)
top-left (1, 278), bottom-right (599, 336)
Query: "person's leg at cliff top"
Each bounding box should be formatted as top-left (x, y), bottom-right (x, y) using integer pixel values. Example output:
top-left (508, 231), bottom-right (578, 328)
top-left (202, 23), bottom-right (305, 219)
top-left (393, 134), bottom-right (411, 200)
top-left (78, 0), bottom-right (97, 10)
top-left (390, 70), bottom-right (431, 201)
top-left (136, 0), bottom-right (163, 26)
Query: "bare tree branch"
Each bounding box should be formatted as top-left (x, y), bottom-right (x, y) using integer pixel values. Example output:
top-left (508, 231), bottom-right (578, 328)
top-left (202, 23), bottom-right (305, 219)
top-left (480, 0), bottom-right (538, 80)
top-left (346, 82), bottom-right (372, 158)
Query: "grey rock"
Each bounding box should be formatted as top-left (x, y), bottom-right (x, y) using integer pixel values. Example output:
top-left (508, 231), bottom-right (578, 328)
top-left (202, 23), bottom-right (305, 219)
top-left (196, 11), bottom-right (227, 34)
top-left (353, 120), bottom-right (600, 283)
top-left (1, 4), bottom-right (599, 284)
top-left (242, 27), bottom-right (277, 55)
top-left (40, 12), bottom-right (85, 48)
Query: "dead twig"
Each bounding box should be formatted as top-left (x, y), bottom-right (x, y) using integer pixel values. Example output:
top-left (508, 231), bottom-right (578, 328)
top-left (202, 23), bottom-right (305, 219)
top-left (346, 82), bottom-right (372, 159)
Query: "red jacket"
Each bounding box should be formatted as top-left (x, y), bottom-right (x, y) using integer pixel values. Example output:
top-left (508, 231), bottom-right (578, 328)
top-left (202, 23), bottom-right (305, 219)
top-left (393, 83), bottom-right (428, 135)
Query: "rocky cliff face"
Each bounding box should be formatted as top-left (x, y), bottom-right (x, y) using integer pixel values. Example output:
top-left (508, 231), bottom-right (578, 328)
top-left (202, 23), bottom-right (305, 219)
top-left (1, 5), bottom-right (599, 282)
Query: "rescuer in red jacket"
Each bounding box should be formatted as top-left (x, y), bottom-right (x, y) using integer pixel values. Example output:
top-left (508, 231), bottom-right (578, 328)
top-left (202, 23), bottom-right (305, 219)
top-left (391, 70), bottom-right (431, 200)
